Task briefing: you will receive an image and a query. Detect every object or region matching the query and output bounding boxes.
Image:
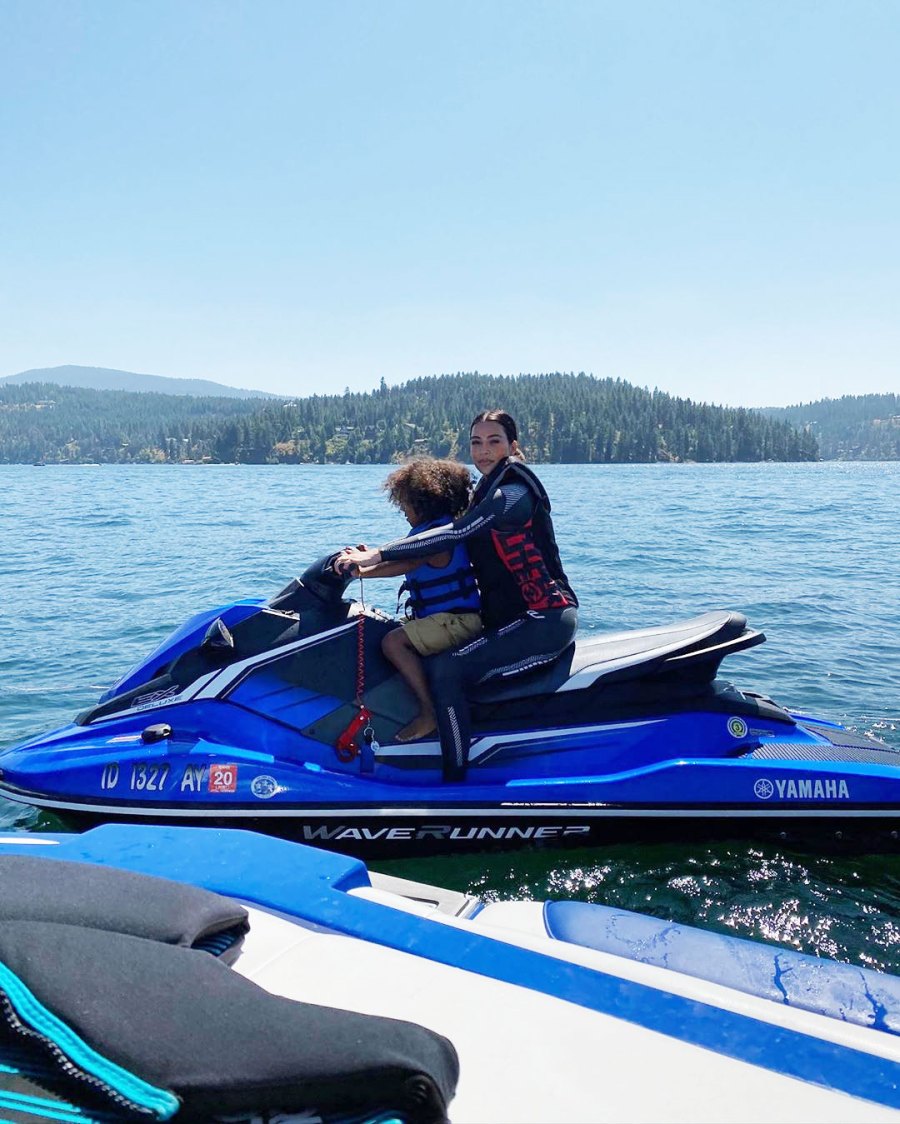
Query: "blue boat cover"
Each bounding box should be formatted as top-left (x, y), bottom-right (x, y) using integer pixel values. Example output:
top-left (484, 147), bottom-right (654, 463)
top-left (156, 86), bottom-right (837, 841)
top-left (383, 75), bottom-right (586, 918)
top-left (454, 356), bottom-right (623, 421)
top-left (544, 900), bottom-right (900, 1033)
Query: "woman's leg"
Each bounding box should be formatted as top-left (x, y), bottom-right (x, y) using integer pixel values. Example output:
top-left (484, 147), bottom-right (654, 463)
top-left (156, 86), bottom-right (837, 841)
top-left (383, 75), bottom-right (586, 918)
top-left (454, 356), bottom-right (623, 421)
top-left (426, 608), bottom-right (577, 781)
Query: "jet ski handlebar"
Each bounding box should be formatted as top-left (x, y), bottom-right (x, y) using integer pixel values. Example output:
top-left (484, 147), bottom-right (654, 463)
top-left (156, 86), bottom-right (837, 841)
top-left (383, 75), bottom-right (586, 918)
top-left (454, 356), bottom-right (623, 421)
top-left (268, 553), bottom-right (354, 611)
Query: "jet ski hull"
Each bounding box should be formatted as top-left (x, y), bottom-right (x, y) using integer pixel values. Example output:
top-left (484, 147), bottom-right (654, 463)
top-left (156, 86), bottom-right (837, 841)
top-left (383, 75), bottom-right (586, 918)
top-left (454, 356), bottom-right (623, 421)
top-left (1, 557), bottom-right (896, 854)
top-left (6, 785), bottom-right (900, 855)
top-left (3, 704), bottom-right (897, 853)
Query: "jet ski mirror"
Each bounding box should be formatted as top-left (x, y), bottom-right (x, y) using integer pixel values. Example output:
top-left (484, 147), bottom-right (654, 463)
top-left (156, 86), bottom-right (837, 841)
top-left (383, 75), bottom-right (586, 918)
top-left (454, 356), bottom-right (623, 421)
top-left (201, 617), bottom-right (235, 652)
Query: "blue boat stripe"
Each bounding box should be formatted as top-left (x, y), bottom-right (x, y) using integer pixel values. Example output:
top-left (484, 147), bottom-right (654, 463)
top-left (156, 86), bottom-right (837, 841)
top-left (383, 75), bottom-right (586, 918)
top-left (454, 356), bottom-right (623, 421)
top-left (322, 902), bottom-right (900, 1108)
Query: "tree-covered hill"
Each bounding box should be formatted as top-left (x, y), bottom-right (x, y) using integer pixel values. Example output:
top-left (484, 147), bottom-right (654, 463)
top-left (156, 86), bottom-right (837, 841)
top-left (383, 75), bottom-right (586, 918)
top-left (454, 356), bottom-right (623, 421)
top-left (760, 395), bottom-right (900, 460)
top-left (261, 373), bottom-right (817, 464)
top-left (0, 382), bottom-right (268, 464)
top-left (0, 372), bottom-right (818, 464)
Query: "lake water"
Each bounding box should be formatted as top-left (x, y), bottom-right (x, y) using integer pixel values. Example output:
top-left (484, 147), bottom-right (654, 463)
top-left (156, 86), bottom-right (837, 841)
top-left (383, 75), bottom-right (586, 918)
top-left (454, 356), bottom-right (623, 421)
top-left (1, 462), bottom-right (899, 969)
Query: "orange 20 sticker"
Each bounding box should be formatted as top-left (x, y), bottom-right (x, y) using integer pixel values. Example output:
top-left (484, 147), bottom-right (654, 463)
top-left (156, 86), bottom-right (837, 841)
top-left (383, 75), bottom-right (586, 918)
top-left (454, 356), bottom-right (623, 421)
top-left (208, 763), bottom-right (238, 793)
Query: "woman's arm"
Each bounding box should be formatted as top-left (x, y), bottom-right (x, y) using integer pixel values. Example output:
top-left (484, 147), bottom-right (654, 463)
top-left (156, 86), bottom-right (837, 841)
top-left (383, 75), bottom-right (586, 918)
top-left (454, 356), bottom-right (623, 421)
top-left (337, 481), bottom-right (535, 571)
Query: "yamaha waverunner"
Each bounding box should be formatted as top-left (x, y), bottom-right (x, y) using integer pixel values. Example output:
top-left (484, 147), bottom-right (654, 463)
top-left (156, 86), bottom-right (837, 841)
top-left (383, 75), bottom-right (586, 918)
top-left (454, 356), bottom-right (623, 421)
top-left (1, 553), bottom-right (898, 852)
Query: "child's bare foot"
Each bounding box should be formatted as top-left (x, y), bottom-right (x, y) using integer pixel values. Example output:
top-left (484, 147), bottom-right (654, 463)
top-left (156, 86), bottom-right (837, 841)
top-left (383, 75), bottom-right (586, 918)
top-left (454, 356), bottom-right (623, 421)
top-left (396, 713), bottom-right (437, 743)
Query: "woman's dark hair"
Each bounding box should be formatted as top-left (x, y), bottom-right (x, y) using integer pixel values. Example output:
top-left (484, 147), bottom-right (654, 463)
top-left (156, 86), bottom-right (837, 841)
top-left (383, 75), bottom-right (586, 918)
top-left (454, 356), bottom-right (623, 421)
top-left (384, 458), bottom-right (473, 524)
top-left (469, 410), bottom-right (518, 444)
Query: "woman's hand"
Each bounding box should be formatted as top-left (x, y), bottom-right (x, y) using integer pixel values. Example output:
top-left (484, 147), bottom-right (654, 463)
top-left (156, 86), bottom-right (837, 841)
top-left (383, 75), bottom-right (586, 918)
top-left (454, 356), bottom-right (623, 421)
top-left (335, 545), bottom-right (382, 574)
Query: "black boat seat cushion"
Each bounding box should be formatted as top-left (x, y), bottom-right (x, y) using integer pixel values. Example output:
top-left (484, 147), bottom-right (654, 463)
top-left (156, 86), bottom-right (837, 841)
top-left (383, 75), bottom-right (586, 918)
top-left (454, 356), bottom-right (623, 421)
top-left (472, 610), bottom-right (751, 705)
top-left (0, 855), bottom-right (249, 957)
top-left (0, 919), bottom-right (458, 1123)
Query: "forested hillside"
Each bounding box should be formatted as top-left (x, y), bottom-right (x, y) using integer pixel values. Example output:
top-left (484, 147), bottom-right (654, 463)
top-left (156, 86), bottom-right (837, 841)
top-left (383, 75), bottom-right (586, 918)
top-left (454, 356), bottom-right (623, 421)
top-left (0, 383), bottom-right (267, 464)
top-left (0, 373), bottom-right (818, 464)
top-left (761, 395), bottom-right (900, 460)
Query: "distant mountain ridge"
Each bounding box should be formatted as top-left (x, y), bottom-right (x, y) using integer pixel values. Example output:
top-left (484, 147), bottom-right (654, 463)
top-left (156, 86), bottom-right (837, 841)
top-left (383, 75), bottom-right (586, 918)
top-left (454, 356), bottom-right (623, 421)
top-left (760, 394), bottom-right (900, 460)
top-left (0, 365), bottom-right (279, 400)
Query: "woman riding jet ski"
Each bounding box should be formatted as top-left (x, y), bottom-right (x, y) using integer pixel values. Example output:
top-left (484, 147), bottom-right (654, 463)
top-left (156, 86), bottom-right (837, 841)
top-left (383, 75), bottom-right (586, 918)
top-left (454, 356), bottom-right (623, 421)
top-left (338, 410), bottom-right (577, 782)
top-left (0, 534), bottom-right (898, 852)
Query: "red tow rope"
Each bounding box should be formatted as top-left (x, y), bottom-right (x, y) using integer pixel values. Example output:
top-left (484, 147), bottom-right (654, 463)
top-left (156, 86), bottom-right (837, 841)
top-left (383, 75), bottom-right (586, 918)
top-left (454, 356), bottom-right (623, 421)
top-left (334, 597), bottom-right (373, 764)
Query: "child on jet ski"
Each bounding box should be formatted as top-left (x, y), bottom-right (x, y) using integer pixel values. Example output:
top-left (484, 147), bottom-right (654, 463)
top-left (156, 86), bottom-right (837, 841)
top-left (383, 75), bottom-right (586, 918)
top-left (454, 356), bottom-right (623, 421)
top-left (338, 411), bottom-right (578, 780)
top-left (348, 458), bottom-right (483, 743)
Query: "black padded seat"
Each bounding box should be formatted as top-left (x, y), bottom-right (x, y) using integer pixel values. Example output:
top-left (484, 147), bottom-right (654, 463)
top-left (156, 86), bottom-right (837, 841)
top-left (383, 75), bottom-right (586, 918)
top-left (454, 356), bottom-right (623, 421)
top-left (471, 611), bottom-right (761, 705)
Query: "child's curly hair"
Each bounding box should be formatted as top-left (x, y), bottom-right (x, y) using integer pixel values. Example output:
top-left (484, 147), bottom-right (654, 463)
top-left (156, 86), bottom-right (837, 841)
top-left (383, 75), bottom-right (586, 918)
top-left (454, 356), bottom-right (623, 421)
top-left (384, 458), bottom-right (473, 524)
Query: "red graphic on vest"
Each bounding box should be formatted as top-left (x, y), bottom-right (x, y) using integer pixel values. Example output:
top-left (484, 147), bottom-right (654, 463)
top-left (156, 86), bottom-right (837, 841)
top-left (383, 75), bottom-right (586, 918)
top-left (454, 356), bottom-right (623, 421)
top-left (491, 521), bottom-right (569, 610)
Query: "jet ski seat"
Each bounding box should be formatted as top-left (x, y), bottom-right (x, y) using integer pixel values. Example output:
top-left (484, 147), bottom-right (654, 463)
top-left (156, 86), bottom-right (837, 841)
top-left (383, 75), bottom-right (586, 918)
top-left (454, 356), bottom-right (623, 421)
top-left (471, 611), bottom-right (764, 705)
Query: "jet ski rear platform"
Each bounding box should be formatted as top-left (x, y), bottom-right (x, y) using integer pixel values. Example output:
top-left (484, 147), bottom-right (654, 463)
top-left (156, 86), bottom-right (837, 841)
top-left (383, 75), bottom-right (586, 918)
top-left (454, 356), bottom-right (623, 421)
top-left (0, 554), bottom-right (897, 854)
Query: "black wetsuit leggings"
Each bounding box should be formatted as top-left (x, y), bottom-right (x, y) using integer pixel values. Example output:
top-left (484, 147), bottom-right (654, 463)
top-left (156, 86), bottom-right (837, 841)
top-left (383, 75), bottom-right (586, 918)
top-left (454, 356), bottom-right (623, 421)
top-left (424, 606), bottom-right (578, 781)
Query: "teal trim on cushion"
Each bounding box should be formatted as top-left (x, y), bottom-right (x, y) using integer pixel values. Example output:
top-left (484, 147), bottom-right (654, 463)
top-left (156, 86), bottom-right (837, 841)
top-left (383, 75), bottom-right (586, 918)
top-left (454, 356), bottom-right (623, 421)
top-left (0, 1050), bottom-right (120, 1120)
top-left (0, 962), bottom-right (179, 1120)
top-left (0, 1088), bottom-right (106, 1122)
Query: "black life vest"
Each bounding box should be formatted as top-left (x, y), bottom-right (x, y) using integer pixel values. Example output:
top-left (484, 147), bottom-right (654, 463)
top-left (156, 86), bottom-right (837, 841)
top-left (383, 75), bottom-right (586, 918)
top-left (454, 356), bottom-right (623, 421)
top-left (466, 460), bottom-right (577, 630)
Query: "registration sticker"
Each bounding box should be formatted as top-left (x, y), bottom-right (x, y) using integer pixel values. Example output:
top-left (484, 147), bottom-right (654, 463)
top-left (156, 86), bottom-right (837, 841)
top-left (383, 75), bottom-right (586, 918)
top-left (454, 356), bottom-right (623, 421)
top-left (208, 763), bottom-right (238, 793)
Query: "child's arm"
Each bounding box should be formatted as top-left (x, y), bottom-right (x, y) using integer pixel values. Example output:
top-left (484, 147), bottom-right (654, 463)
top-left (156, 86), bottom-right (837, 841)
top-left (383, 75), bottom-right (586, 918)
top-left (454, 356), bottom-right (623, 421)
top-left (357, 559), bottom-right (416, 578)
top-left (356, 551), bottom-right (452, 579)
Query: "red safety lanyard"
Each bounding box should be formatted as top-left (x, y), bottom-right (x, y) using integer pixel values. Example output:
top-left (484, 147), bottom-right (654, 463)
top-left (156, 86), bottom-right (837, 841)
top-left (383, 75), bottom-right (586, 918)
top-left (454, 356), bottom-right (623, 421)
top-left (334, 581), bottom-right (375, 764)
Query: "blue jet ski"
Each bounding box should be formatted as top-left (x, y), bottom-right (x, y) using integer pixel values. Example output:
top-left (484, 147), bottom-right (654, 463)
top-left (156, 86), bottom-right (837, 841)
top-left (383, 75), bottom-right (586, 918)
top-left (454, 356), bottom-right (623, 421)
top-left (1, 553), bottom-right (898, 852)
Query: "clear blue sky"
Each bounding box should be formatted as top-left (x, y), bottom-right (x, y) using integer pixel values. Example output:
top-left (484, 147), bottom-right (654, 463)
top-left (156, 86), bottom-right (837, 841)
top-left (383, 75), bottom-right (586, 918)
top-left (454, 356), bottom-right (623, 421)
top-left (2, 1), bottom-right (898, 406)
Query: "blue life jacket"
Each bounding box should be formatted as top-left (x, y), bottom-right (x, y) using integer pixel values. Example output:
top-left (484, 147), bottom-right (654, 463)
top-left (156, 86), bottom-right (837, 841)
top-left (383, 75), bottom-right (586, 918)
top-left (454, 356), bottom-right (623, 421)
top-left (400, 518), bottom-right (481, 619)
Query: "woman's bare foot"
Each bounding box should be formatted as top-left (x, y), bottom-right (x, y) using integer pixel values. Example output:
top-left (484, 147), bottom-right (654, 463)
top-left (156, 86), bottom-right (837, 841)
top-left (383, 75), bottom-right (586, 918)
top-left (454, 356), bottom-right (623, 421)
top-left (396, 712), bottom-right (438, 743)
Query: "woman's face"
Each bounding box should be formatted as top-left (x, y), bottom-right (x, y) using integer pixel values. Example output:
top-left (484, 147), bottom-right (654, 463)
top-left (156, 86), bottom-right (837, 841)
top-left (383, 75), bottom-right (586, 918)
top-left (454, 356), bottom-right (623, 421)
top-left (470, 421), bottom-right (517, 476)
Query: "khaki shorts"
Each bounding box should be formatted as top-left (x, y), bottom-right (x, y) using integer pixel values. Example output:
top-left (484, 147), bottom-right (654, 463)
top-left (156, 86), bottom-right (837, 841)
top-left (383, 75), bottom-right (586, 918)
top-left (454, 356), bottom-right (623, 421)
top-left (402, 611), bottom-right (483, 657)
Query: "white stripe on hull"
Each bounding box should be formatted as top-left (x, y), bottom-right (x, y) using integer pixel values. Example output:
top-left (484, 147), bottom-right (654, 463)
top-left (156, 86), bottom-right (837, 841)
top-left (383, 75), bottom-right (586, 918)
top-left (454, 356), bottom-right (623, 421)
top-left (3, 790), bottom-right (900, 821)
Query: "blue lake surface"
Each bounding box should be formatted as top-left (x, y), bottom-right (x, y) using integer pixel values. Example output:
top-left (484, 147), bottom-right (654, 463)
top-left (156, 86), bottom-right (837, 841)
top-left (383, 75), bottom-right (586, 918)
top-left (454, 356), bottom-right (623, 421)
top-left (1, 462), bottom-right (899, 968)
